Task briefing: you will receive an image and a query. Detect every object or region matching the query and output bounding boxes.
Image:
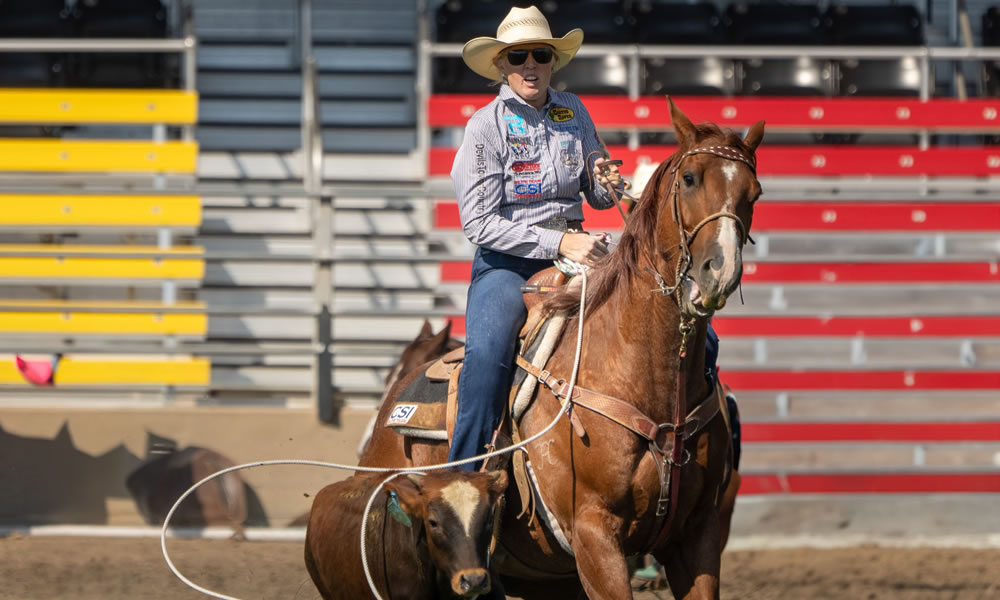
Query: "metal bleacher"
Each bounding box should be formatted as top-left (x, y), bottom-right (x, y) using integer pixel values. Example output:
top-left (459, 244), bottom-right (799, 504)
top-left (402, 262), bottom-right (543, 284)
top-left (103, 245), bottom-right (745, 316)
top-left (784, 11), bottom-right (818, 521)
top-left (0, 0), bottom-right (208, 393)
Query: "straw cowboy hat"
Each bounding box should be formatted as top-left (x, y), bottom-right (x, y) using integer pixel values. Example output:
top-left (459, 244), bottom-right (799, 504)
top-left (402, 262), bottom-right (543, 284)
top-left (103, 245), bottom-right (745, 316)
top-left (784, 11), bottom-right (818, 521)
top-left (462, 5), bottom-right (583, 81)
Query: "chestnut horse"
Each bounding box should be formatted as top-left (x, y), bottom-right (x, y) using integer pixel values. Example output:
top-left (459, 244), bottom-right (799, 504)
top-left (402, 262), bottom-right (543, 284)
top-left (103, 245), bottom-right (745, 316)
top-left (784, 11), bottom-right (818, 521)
top-left (361, 100), bottom-right (763, 600)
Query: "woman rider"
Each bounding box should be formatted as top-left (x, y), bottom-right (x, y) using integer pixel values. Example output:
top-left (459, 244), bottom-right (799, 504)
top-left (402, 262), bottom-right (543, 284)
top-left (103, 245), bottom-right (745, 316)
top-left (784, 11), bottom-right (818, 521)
top-left (448, 6), bottom-right (727, 471)
top-left (448, 6), bottom-right (622, 471)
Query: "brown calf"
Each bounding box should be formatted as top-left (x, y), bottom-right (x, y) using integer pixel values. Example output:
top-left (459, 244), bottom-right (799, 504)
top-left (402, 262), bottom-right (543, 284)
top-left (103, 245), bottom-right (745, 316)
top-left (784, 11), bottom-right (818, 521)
top-left (305, 470), bottom-right (508, 600)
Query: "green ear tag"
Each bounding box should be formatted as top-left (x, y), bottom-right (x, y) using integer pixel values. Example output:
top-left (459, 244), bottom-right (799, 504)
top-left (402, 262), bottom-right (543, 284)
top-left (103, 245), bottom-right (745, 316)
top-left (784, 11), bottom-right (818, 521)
top-left (387, 491), bottom-right (412, 527)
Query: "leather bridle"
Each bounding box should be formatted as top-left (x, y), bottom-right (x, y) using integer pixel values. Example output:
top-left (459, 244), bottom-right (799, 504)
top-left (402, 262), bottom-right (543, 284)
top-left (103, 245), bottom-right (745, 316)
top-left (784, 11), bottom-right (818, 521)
top-left (647, 144), bottom-right (757, 302)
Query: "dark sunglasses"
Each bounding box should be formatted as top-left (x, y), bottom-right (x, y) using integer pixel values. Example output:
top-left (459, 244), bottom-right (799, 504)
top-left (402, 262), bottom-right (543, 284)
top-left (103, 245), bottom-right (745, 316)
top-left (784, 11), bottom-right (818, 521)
top-left (506, 47), bottom-right (553, 66)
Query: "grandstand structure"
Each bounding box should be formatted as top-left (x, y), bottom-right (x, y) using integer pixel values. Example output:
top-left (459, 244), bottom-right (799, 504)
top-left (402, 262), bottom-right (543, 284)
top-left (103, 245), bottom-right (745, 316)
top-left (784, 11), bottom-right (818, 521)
top-left (0, 0), bottom-right (997, 527)
top-left (425, 0), bottom-right (1000, 495)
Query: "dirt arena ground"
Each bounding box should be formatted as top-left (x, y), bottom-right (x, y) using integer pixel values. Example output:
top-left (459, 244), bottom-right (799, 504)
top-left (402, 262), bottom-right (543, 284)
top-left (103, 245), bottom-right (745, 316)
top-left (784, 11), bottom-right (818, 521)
top-left (1, 535), bottom-right (998, 599)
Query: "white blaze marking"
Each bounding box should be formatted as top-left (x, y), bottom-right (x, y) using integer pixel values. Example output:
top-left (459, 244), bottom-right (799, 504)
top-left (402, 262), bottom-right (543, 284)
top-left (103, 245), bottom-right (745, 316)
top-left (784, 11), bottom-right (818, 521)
top-left (717, 163), bottom-right (740, 281)
top-left (441, 480), bottom-right (480, 537)
top-left (717, 217), bottom-right (740, 282)
top-left (721, 162), bottom-right (738, 183)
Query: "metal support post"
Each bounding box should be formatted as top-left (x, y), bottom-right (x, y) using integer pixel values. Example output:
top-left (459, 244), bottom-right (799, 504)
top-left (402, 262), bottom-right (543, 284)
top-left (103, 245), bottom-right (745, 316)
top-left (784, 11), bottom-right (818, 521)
top-left (313, 193), bottom-right (335, 423)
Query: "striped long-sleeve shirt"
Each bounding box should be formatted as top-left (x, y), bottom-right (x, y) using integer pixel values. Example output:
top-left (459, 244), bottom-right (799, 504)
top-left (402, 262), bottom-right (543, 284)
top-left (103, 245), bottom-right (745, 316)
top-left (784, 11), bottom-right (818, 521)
top-left (450, 85), bottom-right (617, 260)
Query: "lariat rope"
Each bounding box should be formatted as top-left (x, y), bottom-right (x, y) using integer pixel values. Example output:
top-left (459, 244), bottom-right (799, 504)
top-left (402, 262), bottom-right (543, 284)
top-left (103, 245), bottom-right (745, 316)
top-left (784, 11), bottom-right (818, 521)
top-left (162, 271), bottom-right (591, 600)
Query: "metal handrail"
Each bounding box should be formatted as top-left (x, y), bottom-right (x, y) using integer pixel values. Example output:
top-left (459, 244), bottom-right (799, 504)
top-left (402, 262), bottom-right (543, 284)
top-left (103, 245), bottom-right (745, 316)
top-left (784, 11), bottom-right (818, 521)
top-left (0, 37), bottom-right (198, 92)
top-left (429, 42), bottom-right (1000, 60)
top-left (0, 38), bottom-right (193, 52)
top-left (302, 57), bottom-right (324, 195)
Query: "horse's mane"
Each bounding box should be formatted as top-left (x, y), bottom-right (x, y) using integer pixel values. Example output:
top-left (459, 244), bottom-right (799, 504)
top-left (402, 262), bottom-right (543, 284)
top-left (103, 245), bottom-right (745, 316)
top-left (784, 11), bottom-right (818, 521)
top-left (544, 123), bottom-right (752, 316)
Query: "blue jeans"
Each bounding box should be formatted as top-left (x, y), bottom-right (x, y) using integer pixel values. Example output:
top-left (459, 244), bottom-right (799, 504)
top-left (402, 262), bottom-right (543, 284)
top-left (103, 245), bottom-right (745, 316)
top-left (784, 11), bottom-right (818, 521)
top-left (449, 247), bottom-right (552, 471)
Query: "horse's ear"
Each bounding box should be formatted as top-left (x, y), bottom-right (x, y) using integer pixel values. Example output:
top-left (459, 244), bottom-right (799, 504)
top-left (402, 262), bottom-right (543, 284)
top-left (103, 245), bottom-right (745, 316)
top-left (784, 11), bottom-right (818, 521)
top-left (418, 319), bottom-right (433, 338)
top-left (668, 96), bottom-right (696, 147)
top-left (430, 321), bottom-right (452, 352)
top-left (434, 320), bottom-right (453, 342)
top-left (744, 120), bottom-right (766, 153)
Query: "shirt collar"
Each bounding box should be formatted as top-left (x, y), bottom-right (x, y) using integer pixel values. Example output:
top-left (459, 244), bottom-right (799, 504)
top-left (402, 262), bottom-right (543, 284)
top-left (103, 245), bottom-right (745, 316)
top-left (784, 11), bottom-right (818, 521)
top-left (499, 84), bottom-right (553, 110)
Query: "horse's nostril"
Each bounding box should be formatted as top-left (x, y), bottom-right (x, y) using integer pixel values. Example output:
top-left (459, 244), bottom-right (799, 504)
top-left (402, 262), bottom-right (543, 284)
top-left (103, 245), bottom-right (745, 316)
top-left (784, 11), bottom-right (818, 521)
top-left (703, 254), bottom-right (723, 274)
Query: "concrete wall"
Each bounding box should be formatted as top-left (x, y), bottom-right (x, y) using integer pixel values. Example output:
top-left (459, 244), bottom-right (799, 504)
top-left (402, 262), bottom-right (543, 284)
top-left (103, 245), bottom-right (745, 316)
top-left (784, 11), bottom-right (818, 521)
top-left (0, 405), bottom-right (375, 527)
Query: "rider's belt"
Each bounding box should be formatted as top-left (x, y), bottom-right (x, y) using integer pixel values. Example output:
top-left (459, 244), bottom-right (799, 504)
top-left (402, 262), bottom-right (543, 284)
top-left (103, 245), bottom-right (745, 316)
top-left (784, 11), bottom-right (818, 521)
top-left (534, 217), bottom-right (584, 232)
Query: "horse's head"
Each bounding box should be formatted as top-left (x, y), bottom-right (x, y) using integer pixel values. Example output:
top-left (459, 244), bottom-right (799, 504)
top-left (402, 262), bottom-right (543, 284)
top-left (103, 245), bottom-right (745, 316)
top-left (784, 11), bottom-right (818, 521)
top-left (390, 320), bottom-right (458, 386)
top-left (656, 99), bottom-right (764, 318)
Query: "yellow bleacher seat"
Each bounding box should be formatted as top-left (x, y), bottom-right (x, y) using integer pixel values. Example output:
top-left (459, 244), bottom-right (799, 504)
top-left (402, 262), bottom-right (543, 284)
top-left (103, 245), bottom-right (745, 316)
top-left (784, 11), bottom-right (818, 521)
top-left (0, 89), bottom-right (197, 125)
top-left (0, 139), bottom-right (197, 174)
top-left (0, 195), bottom-right (201, 229)
top-left (0, 244), bottom-right (204, 281)
top-left (0, 300), bottom-right (206, 337)
top-left (0, 354), bottom-right (210, 387)
top-left (0, 87), bottom-right (209, 393)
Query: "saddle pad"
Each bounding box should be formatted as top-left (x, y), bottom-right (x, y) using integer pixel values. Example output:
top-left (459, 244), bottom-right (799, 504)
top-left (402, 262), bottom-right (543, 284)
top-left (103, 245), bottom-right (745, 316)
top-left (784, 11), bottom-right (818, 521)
top-left (386, 364), bottom-right (462, 442)
top-left (385, 373), bottom-right (448, 435)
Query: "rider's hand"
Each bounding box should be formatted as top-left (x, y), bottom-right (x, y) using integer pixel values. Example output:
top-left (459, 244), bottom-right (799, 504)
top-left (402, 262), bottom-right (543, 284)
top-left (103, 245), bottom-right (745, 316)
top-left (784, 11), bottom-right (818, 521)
top-left (593, 157), bottom-right (623, 189)
top-left (558, 233), bottom-right (609, 267)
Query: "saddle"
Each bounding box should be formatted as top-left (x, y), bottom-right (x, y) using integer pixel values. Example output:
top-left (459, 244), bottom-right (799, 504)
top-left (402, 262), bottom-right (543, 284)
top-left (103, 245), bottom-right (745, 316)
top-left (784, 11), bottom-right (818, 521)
top-left (383, 267), bottom-right (570, 450)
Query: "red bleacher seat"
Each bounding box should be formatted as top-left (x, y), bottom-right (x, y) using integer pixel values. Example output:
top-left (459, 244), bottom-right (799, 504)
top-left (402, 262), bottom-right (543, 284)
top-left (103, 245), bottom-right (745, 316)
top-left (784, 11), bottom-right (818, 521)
top-left (430, 145), bottom-right (1000, 177)
top-left (742, 421), bottom-right (1000, 443)
top-left (441, 260), bottom-right (999, 285)
top-left (428, 96), bottom-right (1000, 131)
top-left (444, 313), bottom-right (1000, 339)
top-left (434, 199), bottom-right (1000, 233)
top-left (741, 472), bottom-right (1000, 495)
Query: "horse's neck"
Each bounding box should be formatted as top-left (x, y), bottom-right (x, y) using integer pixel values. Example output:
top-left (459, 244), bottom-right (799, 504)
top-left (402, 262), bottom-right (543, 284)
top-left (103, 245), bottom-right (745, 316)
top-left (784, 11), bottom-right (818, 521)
top-left (588, 273), bottom-right (710, 423)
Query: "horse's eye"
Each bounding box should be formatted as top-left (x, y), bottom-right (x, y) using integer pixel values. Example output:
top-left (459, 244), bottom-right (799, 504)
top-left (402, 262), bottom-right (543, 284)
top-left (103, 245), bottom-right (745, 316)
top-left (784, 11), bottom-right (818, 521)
top-left (428, 517), bottom-right (439, 528)
top-left (682, 173), bottom-right (695, 187)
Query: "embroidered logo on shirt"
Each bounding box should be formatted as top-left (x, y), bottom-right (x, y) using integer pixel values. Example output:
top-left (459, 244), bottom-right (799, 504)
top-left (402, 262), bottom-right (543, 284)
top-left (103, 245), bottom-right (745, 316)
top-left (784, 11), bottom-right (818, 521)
top-left (548, 107), bottom-right (575, 122)
top-left (512, 161), bottom-right (540, 174)
top-left (560, 140), bottom-right (581, 170)
top-left (507, 136), bottom-right (532, 158)
top-left (514, 181), bottom-right (542, 197)
top-left (504, 114), bottom-right (527, 135)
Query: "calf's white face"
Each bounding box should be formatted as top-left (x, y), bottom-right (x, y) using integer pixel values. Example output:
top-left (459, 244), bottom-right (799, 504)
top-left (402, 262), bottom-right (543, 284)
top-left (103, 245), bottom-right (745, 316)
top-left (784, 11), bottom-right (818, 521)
top-left (385, 471), bottom-right (507, 598)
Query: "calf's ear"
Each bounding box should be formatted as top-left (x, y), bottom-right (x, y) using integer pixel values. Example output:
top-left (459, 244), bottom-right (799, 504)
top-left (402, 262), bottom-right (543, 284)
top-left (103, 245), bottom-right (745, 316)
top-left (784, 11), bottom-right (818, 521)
top-left (384, 474), bottom-right (425, 516)
top-left (486, 470), bottom-right (508, 495)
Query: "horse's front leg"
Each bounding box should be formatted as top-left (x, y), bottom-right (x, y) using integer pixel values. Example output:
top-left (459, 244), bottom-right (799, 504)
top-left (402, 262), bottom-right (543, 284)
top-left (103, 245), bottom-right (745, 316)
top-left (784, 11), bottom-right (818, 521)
top-left (570, 506), bottom-right (632, 600)
top-left (655, 507), bottom-right (722, 600)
